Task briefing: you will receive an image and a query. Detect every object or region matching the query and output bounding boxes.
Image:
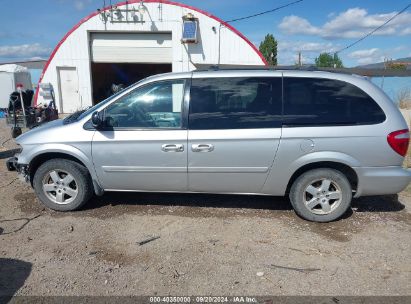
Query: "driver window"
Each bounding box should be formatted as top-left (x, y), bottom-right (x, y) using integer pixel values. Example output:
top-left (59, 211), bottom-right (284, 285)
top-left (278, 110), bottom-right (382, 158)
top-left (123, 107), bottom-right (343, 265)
top-left (104, 79), bottom-right (186, 129)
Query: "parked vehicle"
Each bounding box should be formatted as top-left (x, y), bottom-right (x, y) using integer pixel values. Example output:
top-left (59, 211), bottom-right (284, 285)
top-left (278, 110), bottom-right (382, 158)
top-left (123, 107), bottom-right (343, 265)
top-left (6, 70), bottom-right (411, 222)
top-left (0, 64), bottom-right (32, 109)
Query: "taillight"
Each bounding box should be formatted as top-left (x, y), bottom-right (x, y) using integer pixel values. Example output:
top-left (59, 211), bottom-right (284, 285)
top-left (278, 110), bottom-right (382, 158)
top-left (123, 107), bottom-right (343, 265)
top-left (387, 129), bottom-right (410, 157)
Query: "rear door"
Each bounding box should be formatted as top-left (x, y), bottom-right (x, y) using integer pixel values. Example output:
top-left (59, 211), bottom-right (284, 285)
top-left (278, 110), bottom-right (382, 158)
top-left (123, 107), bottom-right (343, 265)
top-left (187, 73), bottom-right (283, 194)
top-left (261, 74), bottom-right (389, 195)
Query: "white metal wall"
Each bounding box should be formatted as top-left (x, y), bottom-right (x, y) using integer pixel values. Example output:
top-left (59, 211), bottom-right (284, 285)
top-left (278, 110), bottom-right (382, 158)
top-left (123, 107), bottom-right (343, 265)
top-left (37, 1), bottom-right (265, 112)
top-left (0, 72), bottom-right (32, 108)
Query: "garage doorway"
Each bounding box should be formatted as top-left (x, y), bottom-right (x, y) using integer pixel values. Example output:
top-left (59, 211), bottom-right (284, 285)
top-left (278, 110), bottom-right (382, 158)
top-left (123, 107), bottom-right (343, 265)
top-left (91, 63), bottom-right (172, 104)
top-left (89, 32), bottom-right (173, 104)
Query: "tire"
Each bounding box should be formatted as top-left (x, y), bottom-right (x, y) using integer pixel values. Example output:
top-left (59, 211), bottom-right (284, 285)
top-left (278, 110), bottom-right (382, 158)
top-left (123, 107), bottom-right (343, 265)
top-left (33, 159), bottom-right (93, 211)
top-left (289, 168), bottom-right (352, 222)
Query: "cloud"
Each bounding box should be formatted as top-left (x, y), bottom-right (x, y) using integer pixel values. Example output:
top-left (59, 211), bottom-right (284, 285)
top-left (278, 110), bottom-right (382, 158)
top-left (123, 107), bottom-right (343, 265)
top-left (278, 51), bottom-right (317, 66)
top-left (0, 43), bottom-right (51, 58)
top-left (347, 45), bottom-right (411, 65)
top-left (74, 0), bottom-right (92, 11)
top-left (279, 41), bottom-right (337, 53)
top-left (279, 8), bottom-right (411, 39)
top-left (356, 56), bottom-right (385, 65)
top-left (391, 45), bottom-right (407, 52)
top-left (29, 56), bottom-right (47, 61)
top-left (348, 48), bottom-right (380, 59)
top-left (278, 41), bottom-right (339, 64)
top-left (348, 48), bottom-right (385, 65)
top-left (278, 16), bottom-right (321, 36)
top-left (401, 27), bottom-right (411, 35)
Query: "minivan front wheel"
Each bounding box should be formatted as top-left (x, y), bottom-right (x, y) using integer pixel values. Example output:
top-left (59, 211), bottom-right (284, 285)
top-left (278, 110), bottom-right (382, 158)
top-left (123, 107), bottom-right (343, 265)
top-left (289, 168), bottom-right (352, 222)
top-left (33, 159), bottom-right (93, 211)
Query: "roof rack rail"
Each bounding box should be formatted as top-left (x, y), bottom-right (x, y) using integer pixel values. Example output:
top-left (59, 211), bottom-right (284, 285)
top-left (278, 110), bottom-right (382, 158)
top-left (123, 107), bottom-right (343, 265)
top-left (192, 65), bottom-right (411, 77)
top-left (194, 65), bottom-right (331, 71)
top-left (193, 65), bottom-right (342, 73)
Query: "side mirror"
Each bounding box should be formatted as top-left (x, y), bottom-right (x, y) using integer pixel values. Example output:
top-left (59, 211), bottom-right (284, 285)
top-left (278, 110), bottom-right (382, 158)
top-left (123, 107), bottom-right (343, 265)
top-left (91, 111), bottom-right (103, 128)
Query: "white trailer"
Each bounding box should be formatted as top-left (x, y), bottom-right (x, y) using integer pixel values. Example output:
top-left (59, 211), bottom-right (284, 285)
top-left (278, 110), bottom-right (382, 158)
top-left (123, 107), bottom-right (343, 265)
top-left (0, 64), bottom-right (33, 109)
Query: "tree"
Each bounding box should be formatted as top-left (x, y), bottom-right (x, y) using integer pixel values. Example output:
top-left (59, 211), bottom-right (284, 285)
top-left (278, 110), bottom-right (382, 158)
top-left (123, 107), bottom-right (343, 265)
top-left (397, 87), bottom-right (411, 109)
top-left (259, 34), bottom-right (278, 66)
top-left (315, 52), bottom-right (343, 68)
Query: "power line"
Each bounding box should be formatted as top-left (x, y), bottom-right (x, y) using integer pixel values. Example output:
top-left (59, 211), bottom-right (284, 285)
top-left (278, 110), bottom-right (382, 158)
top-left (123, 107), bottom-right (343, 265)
top-left (335, 2), bottom-right (411, 54)
top-left (225, 0), bottom-right (304, 23)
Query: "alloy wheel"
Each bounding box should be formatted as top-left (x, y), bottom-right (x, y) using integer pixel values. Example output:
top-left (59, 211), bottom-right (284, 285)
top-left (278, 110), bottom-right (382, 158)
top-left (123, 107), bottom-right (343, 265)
top-left (303, 178), bottom-right (342, 215)
top-left (42, 170), bottom-right (78, 205)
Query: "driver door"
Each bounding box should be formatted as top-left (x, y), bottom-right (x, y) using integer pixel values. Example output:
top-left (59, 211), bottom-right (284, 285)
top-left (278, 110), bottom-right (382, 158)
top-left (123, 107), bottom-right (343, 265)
top-left (91, 78), bottom-right (188, 191)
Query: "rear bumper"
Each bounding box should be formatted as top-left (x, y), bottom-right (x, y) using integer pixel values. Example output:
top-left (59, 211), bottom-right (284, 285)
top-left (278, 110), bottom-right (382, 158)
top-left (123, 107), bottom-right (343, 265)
top-left (355, 166), bottom-right (411, 197)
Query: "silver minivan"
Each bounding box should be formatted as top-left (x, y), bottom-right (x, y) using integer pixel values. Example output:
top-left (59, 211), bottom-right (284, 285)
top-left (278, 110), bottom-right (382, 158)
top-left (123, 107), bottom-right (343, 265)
top-left (7, 70), bottom-right (411, 222)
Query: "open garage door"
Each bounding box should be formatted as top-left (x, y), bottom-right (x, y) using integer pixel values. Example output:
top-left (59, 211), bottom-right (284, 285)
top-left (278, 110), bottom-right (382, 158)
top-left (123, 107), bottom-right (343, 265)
top-left (90, 32), bottom-right (173, 104)
top-left (91, 63), bottom-right (172, 104)
top-left (90, 32), bottom-right (172, 63)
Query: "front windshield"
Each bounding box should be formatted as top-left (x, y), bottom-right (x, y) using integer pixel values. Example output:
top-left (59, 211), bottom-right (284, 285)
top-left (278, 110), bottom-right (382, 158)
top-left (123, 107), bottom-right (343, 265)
top-left (77, 81), bottom-right (142, 121)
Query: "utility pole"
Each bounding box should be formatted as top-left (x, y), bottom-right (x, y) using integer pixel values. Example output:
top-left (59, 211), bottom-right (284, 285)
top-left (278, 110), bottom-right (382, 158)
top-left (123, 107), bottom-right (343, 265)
top-left (381, 56), bottom-right (388, 89)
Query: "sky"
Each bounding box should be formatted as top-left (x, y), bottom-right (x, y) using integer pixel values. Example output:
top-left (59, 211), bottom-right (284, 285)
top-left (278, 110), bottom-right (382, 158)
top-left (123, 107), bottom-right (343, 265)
top-left (1, 0), bottom-right (411, 67)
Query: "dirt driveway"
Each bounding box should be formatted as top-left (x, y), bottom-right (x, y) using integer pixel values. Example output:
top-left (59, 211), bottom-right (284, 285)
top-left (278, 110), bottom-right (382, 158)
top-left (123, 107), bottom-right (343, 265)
top-left (0, 119), bottom-right (410, 297)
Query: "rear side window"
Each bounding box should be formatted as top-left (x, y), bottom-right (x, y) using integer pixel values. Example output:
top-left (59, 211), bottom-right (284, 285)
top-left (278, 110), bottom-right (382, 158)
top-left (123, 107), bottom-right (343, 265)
top-left (189, 77), bottom-right (282, 129)
top-left (283, 77), bottom-right (386, 126)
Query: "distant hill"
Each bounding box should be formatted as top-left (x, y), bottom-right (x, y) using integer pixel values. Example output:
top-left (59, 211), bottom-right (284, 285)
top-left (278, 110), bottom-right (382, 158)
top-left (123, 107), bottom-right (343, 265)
top-left (357, 57), bottom-right (411, 69)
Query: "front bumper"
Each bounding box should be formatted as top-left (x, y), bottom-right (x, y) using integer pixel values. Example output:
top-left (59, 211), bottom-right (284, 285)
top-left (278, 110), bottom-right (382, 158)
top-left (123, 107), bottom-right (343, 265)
top-left (355, 166), bottom-right (411, 197)
top-left (6, 156), bottom-right (29, 183)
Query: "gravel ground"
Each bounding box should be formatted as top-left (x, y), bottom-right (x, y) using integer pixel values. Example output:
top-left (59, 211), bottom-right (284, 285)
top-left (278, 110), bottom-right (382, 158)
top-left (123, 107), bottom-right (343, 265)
top-left (0, 119), bottom-right (410, 297)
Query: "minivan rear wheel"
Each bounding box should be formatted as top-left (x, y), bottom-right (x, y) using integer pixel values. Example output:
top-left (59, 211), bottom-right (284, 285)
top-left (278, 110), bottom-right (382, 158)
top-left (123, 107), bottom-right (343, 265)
top-left (289, 168), bottom-right (352, 222)
top-left (33, 159), bottom-right (93, 211)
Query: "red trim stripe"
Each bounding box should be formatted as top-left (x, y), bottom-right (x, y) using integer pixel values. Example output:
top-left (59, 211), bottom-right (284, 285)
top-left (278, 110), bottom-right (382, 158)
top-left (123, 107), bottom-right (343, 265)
top-left (34, 0), bottom-right (268, 105)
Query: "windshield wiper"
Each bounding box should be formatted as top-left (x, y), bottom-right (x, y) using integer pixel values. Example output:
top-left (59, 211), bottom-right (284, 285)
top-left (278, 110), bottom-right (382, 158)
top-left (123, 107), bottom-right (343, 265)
top-left (63, 107), bottom-right (91, 124)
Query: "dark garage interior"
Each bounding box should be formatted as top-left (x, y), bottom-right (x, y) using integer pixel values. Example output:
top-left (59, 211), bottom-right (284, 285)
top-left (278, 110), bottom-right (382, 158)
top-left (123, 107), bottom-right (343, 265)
top-left (91, 63), bottom-right (172, 104)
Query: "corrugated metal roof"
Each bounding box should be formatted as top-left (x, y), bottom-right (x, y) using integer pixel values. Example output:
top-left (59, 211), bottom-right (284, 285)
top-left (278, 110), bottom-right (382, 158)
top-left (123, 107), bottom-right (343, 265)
top-left (0, 60), bottom-right (46, 69)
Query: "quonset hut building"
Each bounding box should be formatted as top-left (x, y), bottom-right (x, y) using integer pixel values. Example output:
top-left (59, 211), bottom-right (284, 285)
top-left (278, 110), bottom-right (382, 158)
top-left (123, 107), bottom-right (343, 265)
top-left (35, 0), bottom-right (267, 113)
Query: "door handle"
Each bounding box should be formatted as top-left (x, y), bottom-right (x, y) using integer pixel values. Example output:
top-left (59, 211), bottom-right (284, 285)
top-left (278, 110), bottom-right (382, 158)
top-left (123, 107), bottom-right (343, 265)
top-left (191, 144), bottom-right (214, 152)
top-left (161, 144), bottom-right (184, 152)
